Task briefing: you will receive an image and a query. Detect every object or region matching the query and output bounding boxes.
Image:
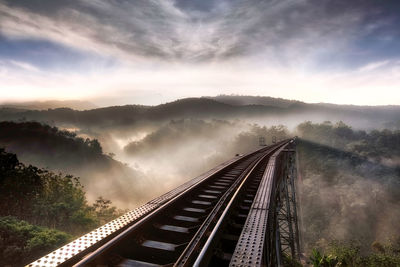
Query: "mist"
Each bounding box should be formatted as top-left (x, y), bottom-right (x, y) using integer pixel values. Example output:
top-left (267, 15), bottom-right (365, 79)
top-left (77, 119), bottom-right (289, 208)
top-left (296, 128), bottom-right (400, 253)
top-left (1, 98), bottom-right (399, 260)
top-left (83, 117), bottom-right (400, 254)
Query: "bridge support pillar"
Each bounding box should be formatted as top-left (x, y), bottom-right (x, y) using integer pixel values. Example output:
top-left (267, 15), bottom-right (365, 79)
top-left (275, 146), bottom-right (301, 266)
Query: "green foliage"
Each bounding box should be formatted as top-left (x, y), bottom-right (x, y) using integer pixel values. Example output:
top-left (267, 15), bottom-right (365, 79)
top-left (309, 240), bottom-right (400, 267)
top-left (0, 121), bottom-right (104, 170)
top-left (0, 148), bottom-right (44, 220)
top-left (33, 172), bottom-right (97, 234)
top-left (0, 148), bottom-right (98, 233)
top-left (299, 139), bottom-right (400, 252)
top-left (92, 196), bottom-right (124, 225)
top-left (0, 149), bottom-right (123, 265)
top-left (298, 122), bottom-right (400, 266)
top-left (0, 148), bottom-right (124, 232)
top-left (296, 121), bottom-right (400, 160)
top-left (310, 248), bottom-right (338, 267)
top-left (0, 216), bottom-right (71, 266)
top-left (328, 240), bottom-right (360, 266)
top-left (283, 254), bottom-right (303, 267)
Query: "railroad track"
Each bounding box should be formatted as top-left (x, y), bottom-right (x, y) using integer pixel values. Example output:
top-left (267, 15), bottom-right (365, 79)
top-left (28, 139), bottom-right (295, 267)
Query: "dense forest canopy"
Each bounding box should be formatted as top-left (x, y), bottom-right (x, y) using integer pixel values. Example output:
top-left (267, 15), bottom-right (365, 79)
top-left (296, 122), bottom-right (400, 266)
top-left (297, 121), bottom-right (400, 160)
top-left (0, 121), bottom-right (103, 166)
top-left (0, 121), bottom-right (150, 208)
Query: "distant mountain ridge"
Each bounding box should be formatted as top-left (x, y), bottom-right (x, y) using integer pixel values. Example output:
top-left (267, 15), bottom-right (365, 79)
top-left (205, 95), bottom-right (301, 108)
top-left (207, 95), bottom-right (400, 109)
top-left (0, 96), bottom-right (399, 129)
top-left (0, 100), bottom-right (97, 111)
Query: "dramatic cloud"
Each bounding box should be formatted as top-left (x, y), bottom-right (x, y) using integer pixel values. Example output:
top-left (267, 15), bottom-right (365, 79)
top-left (1, 0), bottom-right (399, 64)
top-left (0, 0), bottom-right (399, 105)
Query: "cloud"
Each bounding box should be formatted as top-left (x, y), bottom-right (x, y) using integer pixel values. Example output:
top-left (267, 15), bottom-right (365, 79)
top-left (359, 60), bottom-right (390, 72)
top-left (0, 0), bottom-right (183, 62)
top-left (0, 0), bottom-right (400, 106)
top-left (0, 59), bottom-right (39, 72)
top-left (8, 60), bottom-right (40, 72)
top-left (1, 0), bottom-right (399, 67)
top-left (1, 60), bottom-right (399, 106)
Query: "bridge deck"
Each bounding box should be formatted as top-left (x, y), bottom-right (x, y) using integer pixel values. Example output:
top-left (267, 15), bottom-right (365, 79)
top-left (27, 139), bottom-right (298, 267)
top-left (230, 146), bottom-right (286, 267)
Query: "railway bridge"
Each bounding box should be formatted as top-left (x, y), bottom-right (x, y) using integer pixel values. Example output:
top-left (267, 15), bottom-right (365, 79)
top-left (28, 138), bottom-right (301, 267)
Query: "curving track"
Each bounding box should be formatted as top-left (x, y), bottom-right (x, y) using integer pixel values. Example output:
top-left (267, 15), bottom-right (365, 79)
top-left (28, 139), bottom-right (297, 267)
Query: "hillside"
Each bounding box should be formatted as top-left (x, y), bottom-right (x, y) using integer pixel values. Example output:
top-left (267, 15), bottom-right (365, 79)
top-left (0, 149), bottom-right (123, 266)
top-left (0, 121), bottom-right (147, 207)
top-left (206, 95), bottom-right (301, 108)
top-left (1, 114), bottom-right (399, 266)
top-left (0, 96), bottom-right (399, 130)
top-left (0, 100), bottom-right (97, 111)
top-left (297, 138), bottom-right (400, 265)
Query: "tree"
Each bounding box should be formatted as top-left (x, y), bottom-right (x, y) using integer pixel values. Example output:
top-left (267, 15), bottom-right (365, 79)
top-left (0, 216), bottom-right (71, 266)
top-left (92, 197), bottom-right (119, 225)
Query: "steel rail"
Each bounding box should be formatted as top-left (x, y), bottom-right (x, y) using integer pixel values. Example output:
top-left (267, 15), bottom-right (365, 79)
top-left (189, 142), bottom-right (290, 267)
top-left (70, 143), bottom-right (286, 266)
top-left (27, 144), bottom-right (274, 267)
top-left (229, 143), bottom-right (289, 267)
top-left (175, 144), bottom-right (282, 267)
top-left (75, 145), bottom-right (284, 267)
top-left (191, 154), bottom-right (267, 267)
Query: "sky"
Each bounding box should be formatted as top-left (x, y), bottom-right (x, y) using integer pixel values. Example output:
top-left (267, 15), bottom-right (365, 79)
top-left (0, 0), bottom-right (400, 106)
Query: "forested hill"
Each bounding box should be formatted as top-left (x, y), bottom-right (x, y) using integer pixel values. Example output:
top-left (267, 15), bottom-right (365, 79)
top-left (0, 148), bottom-right (122, 266)
top-left (0, 97), bottom-right (399, 129)
top-left (292, 121), bottom-right (400, 265)
top-left (0, 121), bottom-right (109, 170)
top-left (0, 98), bottom-right (278, 126)
top-left (0, 121), bottom-right (146, 207)
top-left (207, 95), bottom-right (301, 107)
top-left (0, 100), bottom-right (97, 111)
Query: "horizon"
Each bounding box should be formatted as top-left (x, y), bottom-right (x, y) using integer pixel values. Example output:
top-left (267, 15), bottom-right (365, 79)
top-left (2, 94), bottom-right (400, 109)
top-left (1, 1), bottom-right (400, 106)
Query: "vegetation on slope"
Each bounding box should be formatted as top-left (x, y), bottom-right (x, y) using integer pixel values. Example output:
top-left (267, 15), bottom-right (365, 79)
top-left (0, 148), bottom-right (123, 265)
top-left (296, 122), bottom-right (400, 266)
top-left (1, 96), bottom-right (399, 129)
top-left (0, 121), bottom-right (147, 207)
top-left (0, 216), bottom-right (71, 266)
top-left (308, 240), bottom-right (400, 267)
top-left (0, 121), bottom-right (104, 169)
top-left (1, 118), bottom-right (399, 266)
top-left (297, 120), bottom-right (400, 160)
